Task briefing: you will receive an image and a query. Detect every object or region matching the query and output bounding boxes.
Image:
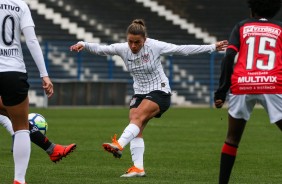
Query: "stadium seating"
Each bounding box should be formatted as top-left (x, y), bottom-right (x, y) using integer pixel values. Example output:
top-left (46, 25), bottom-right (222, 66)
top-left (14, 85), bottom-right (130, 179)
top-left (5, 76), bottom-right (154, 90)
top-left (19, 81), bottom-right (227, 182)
top-left (155, 0), bottom-right (282, 40)
top-left (26, 0), bottom-right (278, 106)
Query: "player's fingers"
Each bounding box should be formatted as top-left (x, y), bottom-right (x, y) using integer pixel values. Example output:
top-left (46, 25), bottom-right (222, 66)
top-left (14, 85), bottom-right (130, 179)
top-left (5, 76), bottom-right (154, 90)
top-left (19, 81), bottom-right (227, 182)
top-left (78, 46), bottom-right (84, 51)
top-left (43, 84), bottom-right (53, 97)
top-left (222, 40), bottom-right (228, 44)
top-left (214, 99), bottom-right (222, 104)
top-left (214, 100), bottom-right (224, 108)
top-left (70, 45), bottom-right (78, 51)
top-left (42, 77), bottom-right (54, 98)
top-left (70, 44), bottom-right (84, 52)
top-left (216, 40), bottom-right (229, 51)
top-left (46, 88), bottom-right (54, 98)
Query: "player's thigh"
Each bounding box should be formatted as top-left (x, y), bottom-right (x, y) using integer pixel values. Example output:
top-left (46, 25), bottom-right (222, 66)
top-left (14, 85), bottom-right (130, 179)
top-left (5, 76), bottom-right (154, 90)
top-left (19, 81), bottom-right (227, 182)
top-left (0, 96), bottom-right (9, 116)
top-left (131, 99), bottom-right (160, 121)
top-left (228, 94), bottom-right (256, 121)
top-left (0, 72), bottom-right (29, 130)
top-left (145, 90), bottom-right (171, 118)
top-left (129, 90), bottom-right (171, 120)
top-left (5, 97), bottom-right (29, 131)
top-left (226, 114), bottom-right (247, 145)
top-left (260, 94), bottom-right (282, 123)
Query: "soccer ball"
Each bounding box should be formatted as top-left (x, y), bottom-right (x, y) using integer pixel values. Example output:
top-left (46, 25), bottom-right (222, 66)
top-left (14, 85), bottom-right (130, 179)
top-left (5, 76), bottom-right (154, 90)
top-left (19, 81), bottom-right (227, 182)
top-left (28, 113), bottom-right (48, 135)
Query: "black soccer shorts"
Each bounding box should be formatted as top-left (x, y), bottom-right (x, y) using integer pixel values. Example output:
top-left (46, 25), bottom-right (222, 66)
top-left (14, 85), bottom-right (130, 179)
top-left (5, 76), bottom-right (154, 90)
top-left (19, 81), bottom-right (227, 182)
top-left (129, 90), bottom-right (171, 118)
top-left (0, 72), bottom-right (29, 106)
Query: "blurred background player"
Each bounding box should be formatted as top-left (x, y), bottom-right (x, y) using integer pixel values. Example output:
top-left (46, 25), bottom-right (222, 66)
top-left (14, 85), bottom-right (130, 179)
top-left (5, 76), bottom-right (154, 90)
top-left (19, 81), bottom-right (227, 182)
top-left (0, 97), bottom-right (76, 163)
top-left (0, 0), bottom-right (54, 183)
top-left (214, 0), bottom-right (282, 183)
top-left (70, 19), bottom-right (228, 177)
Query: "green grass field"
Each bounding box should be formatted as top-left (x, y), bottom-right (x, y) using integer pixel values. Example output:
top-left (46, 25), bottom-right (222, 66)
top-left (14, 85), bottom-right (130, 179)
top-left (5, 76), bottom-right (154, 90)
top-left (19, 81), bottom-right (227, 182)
top-left (0, 107), bottom-right (281, 184)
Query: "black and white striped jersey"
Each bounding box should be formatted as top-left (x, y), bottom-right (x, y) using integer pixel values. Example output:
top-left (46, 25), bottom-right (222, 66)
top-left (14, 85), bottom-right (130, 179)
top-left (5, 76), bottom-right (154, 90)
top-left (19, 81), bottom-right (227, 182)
top-left (84, 38), bottom-right (216, 94)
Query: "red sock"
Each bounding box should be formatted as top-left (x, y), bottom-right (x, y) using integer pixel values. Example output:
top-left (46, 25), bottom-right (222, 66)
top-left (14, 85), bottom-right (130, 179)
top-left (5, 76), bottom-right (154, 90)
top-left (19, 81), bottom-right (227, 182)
top-left (222, 143), bottom-right (237, 156)
top-left (219, 142), bottom-right (238, 184)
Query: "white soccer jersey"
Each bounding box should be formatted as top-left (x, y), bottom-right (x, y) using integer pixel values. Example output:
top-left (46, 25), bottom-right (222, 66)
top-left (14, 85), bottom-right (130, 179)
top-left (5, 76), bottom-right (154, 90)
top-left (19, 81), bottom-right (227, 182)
top-left (84, 38), bottom-right (216, 94)
top-left (0, 0), bottom-right (35, 72)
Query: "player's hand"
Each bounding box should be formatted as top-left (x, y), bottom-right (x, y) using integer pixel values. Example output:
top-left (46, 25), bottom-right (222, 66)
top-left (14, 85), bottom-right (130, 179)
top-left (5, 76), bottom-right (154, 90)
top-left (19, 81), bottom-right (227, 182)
top-left (42, 76), bottom-right (54, 98)
top-left (214, 91), bottom-right (226, 108)
top-left (215, 40), bottom-right (228, 51)
top-left (70, 42), bottom-right (85, 52)
top-left (214, 99), bottom-right (224, 108)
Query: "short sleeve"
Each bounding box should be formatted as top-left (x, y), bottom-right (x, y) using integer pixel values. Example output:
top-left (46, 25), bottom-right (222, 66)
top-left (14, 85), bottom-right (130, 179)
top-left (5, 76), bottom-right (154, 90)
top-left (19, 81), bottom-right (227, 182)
top-left (228, 24), bottom-right (240, 51)
top-left (20, 2), bottom-right (35, 30)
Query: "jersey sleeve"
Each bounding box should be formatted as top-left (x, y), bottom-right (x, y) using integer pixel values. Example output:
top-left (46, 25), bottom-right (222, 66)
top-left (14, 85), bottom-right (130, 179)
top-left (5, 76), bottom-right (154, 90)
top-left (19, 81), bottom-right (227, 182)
top-left (23, 27), bottom-right (48, 77)
top-left (84, 42), bottom-right (125, 56)
top-left (214, 48), bottom-right (237, 101)
top-left (156, 40), bottom-right (216, 56)
top-left (227, 24), bottom-right (240, 52)
top-left (20, 2), bottom-right (35, 30)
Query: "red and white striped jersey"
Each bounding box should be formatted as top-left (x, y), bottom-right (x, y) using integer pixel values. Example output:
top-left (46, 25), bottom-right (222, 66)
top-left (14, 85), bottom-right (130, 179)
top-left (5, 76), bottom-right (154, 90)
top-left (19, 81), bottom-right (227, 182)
top-left (84, 38), bottom-right (216, 94)
top-left (228, 18), bottom-right (282, 94)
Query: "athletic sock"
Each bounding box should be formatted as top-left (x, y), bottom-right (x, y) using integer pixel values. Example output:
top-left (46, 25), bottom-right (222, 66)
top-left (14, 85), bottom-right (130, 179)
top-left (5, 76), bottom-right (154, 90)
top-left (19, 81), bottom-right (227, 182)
top-left (130, 137), bottom-right (145, 170)
top-left (219, 142), bottom-right (238, 184)
top-left (118, 123), bottom-right (140, 148)
top-left (46, 143), bottom-right (56, 155)
top-left (13, 130), bottom-right (30, 183)
top-left (29, 123), bottom-right (52, 151)
top-left (0, 114), bottom-right (14, 135)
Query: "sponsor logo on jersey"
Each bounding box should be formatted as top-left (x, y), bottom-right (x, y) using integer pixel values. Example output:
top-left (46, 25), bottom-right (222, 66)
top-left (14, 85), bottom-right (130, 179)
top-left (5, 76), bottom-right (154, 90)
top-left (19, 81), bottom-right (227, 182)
top-left (238, 76), bottom-right (277, 83)
top-left (243, 25), bottom-right (281, 38)
top-left (0, 4), bottom-right (20, 12)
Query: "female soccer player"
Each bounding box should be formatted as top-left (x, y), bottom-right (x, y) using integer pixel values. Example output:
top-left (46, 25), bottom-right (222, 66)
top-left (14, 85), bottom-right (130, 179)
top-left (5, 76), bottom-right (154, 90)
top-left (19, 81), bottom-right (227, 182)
top-left (214, 0), bottom-right (282, 183)
top-left (70, 19), bottom-right (228, 177)
top-left (0, 0), bottom-right (53, 183)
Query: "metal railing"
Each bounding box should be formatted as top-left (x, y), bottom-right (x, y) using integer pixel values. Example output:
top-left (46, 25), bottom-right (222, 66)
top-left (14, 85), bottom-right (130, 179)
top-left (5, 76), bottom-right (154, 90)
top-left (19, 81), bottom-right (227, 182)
top-left (25, 41), bottom-right (225, 107)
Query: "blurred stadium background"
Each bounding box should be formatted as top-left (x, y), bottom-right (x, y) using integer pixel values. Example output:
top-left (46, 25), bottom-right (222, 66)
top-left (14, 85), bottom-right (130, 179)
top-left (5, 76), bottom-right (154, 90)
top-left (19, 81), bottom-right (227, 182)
top-left (2, 1), bottom-right (282, 183)
top-left (23, 0), bottom-right (282, 107)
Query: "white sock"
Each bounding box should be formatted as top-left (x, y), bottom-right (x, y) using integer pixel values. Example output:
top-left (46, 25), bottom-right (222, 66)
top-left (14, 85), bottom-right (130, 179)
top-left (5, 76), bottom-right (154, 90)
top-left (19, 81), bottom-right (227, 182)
top-left (14, 130), bottom-right (31, 183)
top-left (118, 123), bottom-right (140, 148)
top-left (0, 115), bottom-right (14, 135)
top-left (130, 137), bottom-right (145, 170)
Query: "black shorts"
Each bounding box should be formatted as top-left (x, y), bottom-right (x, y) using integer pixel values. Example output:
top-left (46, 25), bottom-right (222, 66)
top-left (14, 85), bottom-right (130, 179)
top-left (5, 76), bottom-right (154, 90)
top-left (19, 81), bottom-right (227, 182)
top-left (129, 90), bottom-right (171, 118)
top-left (0, 72), bottom-right (29, 106)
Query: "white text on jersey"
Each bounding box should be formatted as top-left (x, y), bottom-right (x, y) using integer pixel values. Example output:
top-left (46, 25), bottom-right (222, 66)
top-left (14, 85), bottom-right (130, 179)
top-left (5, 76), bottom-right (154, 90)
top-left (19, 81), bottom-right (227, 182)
top-left (238, 76), bottom-right (277, 83)
top-left (0, 4), bottom-right (20, 12)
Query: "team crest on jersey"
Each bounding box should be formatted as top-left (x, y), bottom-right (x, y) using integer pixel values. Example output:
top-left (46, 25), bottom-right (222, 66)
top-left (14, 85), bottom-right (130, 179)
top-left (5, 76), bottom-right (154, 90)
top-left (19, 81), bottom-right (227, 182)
top-left (130, 97), bottom-right (137, 106)
top-left (141, 53), bottom-right (150, 63)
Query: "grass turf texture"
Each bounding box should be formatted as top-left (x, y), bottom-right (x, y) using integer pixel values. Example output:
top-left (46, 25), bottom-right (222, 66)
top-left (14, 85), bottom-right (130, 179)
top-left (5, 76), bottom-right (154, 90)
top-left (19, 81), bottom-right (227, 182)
top-left (0, 107), bottom-right (281, 183)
